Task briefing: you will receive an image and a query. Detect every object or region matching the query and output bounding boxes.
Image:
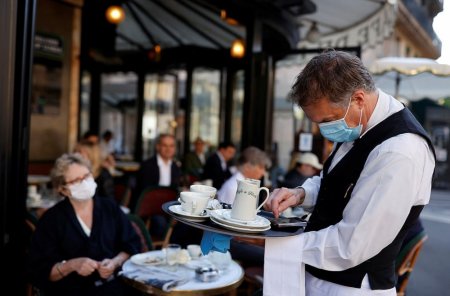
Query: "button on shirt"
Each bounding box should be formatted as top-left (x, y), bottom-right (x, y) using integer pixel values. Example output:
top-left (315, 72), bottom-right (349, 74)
top-left (157, 154), bottom-right (172, 186)
top-left (299, 90), bottom-right (435, 295)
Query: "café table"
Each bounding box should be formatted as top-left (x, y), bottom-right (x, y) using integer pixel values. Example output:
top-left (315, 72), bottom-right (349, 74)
top-left (26, 196), bottom-right (63, 219)
top-left (120, 250), bottom-right (244, 295)
top-left (115, 161), bottom-right (140, 173)
top-left (27, 174), bottom-right (51, 186)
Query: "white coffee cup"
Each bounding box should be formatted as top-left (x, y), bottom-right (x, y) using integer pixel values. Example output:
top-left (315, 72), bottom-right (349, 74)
top-left (179, 191), bottom-right (210, 215)
top-left (208, 250), bottom-right (231, 271)
top-left (187, 244), bottom-right (202, 258)
top-left (231, 179), bottom-right (269, 221)
top-left (28, 185), bottom-right (37, 195)
top-left (190, 184), bottom-right (217, 199)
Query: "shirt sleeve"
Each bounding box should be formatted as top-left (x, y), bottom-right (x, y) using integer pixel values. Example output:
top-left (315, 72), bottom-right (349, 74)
top-left (299, 174), bottom-right (322, 211)
top-left (301, 134), bottom-right (435, 271)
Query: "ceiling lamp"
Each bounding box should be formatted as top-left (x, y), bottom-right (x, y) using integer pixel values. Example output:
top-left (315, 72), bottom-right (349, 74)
top-left (148, 44), bottom-right (162, 62)
top-left (231, 39), bottom-right (245, 58)
top-left (305, 22), bottom-right (320, 43)
top-left (105, 5), bottom-right (125, 24)
top-left (220, 9), bottom-right (239, 26)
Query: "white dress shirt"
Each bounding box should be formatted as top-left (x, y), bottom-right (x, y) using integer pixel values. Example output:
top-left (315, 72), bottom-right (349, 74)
top-left (217, 171), bottom-right (244, 205)
top-left (157, 154), bottom-right (172, 186)
top-left (299, 90), bottom-right (435, 295)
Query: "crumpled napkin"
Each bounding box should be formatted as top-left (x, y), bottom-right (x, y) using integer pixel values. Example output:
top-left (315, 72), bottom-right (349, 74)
top-left (200, 231), bottom-right (231, 254)
top-left (207, 199), bottom-right (223, 210)
top-left (120, 266), bottom-right (188, 292)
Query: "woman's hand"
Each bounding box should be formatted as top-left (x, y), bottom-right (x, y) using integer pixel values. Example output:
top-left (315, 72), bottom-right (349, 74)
top-left (97, 259), bottom-right (116, 279)
top-left (264, 187), bottom-right (305, 218)
top-left (72, 258), bottom-right (100, 277)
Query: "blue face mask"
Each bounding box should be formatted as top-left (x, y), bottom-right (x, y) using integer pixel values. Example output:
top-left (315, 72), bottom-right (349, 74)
top-left (318, 99), bottom-right (363, 143)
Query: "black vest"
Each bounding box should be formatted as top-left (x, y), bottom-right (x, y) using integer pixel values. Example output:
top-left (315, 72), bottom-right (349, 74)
top-left (305, 107), bottom-right (435, 289)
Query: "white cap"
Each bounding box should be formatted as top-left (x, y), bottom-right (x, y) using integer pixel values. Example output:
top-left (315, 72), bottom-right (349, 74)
top-left (297, 153), bottom-right (323, 170)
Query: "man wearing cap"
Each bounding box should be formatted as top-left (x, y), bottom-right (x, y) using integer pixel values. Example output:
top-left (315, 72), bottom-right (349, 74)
top-left (282, 152), bottom-right (323, 188)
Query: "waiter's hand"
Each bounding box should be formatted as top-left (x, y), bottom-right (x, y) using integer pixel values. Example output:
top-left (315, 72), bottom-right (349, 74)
top-left (264, 187), bottom-right (305, 218)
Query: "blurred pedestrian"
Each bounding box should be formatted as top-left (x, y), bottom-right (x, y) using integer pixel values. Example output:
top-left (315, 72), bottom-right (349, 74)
top-left (282, 152), bottom-right (322, 188)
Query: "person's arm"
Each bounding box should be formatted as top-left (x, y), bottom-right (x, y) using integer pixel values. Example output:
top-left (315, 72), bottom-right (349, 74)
top-left (265, 174), bottom-right (321, 218)
top-left (49, 257), bottom-right (99, 281)
top-left (301, 135), bottom-right (435, 271)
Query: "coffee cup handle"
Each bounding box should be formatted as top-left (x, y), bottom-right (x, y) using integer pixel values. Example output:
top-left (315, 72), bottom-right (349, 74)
top-left (256, 187), bottom-right (270, 211)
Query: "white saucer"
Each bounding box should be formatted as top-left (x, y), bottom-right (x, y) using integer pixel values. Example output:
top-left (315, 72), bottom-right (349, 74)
top-left (210, 209), bottom-right (270, 229)
top-left (210, 216), bottom-right (270, 233)
top-left (130, 251), bottom-right (165, 266)
top-left (168, 204), bottom-right (210, 222)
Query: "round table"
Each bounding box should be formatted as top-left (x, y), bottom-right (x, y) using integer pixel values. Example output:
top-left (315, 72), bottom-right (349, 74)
top-left (121, 250), bottom-right (244, 295)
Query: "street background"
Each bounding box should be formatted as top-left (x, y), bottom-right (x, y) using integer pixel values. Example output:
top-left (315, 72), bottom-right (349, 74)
top-left (408, 189), bottom-right (450, 296)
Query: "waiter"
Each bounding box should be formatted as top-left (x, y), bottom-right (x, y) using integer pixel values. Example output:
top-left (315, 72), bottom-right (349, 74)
top-left (266, 50), bottom-right (435, 295)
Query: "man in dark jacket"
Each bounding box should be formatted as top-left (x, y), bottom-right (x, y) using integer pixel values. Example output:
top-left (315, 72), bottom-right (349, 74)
top-left (202, 141), bottom-right (236, 190)
top-left (133, 134), bottom-right (182, 236)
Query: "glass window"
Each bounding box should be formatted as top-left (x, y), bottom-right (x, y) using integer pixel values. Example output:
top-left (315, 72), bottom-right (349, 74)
top-left (142, 74), bottom-right (177, 158)
top-left (101, 72), bottom-right (137, 157)
top-left (191, 69), bottom-right (221, 148)
top-left (231, 70), bottom-right (244, 151)
top-left (79, 71), bottom-right (91, 137)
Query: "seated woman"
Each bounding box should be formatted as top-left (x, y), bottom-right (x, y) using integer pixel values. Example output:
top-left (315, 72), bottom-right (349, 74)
top-left (28, 153), bottom-right (141, 296)
top-left (74, 139), bottom-right (115, 200)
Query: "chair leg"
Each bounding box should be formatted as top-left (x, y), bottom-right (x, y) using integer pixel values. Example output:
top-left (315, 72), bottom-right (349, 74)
top-left (162, 219), bottom-right (177, 249)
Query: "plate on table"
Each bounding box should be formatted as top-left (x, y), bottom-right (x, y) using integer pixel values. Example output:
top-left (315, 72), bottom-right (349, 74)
top-left (130, 252), bottom-right (165, 266)
top-left (168, 204), bottom-right (210, 222)
top-left (210, 209), bottom-right (271, 229)
top-left (210, 216), bottom-right (271, 233)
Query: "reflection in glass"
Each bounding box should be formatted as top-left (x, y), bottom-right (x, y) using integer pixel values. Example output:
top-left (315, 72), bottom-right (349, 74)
top-left (191, 69), bottom-right (220, 148)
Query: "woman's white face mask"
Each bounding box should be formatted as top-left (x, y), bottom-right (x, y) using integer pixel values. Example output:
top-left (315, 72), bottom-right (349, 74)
top-left (67, 176), bottom-right (97, 200)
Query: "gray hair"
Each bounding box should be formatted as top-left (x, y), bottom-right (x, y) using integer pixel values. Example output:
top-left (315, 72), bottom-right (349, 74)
top-left (50, 153), bottom-right (91, 190)
top-left (237, 146), bottom-right (272, 168)
top-left (289, 49), bottom-right (376, 108)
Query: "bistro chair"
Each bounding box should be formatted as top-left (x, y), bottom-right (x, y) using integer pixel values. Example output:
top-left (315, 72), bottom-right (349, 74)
top-left (395, 230), bottom-right (428, 296)
top-left (127, 213), bottom-right (153, 252)
top-left (133, 185), bottom-right (179, 248)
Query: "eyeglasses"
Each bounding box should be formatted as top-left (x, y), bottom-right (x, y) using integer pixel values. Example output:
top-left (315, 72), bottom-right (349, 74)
top-left (65, 172), bottom-right (92, 186)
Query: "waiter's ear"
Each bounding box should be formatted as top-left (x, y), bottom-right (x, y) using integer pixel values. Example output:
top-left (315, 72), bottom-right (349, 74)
top-left (352, 89), bottom-right (365, 108)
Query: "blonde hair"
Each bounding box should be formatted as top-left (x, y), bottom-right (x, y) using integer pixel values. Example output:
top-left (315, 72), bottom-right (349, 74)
top-left (51, 153), bottom-right (91, 190)
top-left (73, 139), bottom-right (102, 178)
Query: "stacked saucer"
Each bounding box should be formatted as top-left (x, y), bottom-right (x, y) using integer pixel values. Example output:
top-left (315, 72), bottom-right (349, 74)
top-left (209, 209), bottom-right (271, 233)
top-left (168, 204), bottom-right (210, 222)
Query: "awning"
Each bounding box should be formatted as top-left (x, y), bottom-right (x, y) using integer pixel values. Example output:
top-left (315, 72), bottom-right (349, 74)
top-left (297, 0), bottom-right (396, 50)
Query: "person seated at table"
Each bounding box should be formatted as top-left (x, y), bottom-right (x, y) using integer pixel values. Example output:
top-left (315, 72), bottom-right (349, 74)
top-left (202, 141), bottom-right (236, 190)
top-left (281, 152), bottom-right (322, 188)
top-left (182, 137), bottom-right (207, 185)
top-left (217, 146), bottom-right (271, 268)
top-left (74, 139), bottom-right (115, 200)
top-left (27, 153), bottom-right (141, 296)
top-left (133, 134), bottom-right (182, 237)
top-left (82, 130), bottom-right (99, 144)
top-left (99, 130), bottom-right (117, 171)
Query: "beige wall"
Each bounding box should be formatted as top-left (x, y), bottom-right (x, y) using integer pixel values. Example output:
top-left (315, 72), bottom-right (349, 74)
top-left (29, 0), bottom-right (81, 161)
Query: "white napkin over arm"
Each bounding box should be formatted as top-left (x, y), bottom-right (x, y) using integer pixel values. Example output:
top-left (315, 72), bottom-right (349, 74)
top-left (264, 234), bottom-right (305, 296)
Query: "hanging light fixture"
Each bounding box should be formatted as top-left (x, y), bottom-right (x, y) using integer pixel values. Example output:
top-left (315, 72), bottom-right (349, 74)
top-left (305, 22), bottom-right (320, 43)
top-left (220, 9), bottom-right (239, 26)
top-left (148, 44), bottom-right (162, 62)
top-left (105, 5), bottom-right (125, 24)
top-left (231, 39), bottom-right (245, 58)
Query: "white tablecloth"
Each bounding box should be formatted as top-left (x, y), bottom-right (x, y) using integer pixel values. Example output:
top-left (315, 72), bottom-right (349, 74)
top-left (121, 250), bottom-right (243, 292)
